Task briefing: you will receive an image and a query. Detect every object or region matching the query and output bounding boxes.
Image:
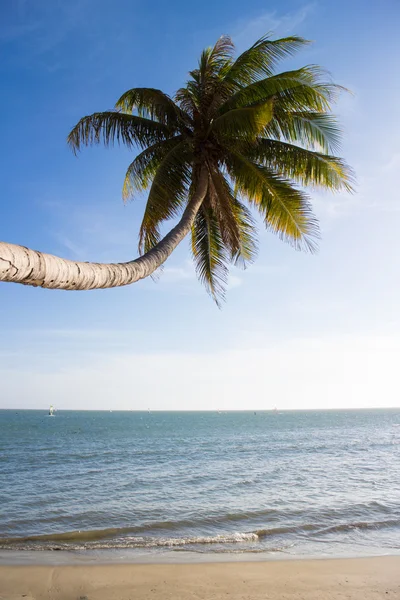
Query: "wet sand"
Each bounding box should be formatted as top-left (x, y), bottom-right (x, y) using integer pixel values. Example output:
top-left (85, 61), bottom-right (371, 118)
top-left (0, 556), bottom-right (399, 600)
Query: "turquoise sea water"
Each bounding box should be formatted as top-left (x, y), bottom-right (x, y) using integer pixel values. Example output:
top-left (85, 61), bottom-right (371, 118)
top-left (1, 409), bottom-right (400, 559)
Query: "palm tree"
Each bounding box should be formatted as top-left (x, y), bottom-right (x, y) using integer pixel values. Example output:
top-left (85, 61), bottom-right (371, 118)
top-left (0, 34), bottom-right (353, 303)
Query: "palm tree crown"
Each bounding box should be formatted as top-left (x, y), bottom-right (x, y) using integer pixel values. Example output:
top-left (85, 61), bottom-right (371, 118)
top-left (68, 34), bottom-right (353, 304)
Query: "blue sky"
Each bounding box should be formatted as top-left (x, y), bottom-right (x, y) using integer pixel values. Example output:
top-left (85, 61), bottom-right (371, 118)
top-left (1, 0), bottom-right (399, 410)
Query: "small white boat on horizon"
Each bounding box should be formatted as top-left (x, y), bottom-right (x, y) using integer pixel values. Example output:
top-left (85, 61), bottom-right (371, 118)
top-left (49, 405), bottom-right (55, 416)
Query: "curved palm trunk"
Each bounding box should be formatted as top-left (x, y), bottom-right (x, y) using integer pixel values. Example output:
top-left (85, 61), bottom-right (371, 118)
top-left (0, 170), bottom-right (208, 291)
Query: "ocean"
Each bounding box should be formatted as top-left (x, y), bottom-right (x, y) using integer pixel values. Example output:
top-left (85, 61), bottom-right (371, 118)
top-left (1, 409), bottom-right (399, 561)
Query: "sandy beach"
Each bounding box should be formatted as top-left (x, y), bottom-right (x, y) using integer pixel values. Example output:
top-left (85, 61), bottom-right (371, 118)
top-left (0, 556), bottom-right (399, 600)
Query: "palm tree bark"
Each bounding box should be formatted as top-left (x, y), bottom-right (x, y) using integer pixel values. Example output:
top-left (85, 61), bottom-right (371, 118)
top-left (0, 169), bottom-right (208, 291)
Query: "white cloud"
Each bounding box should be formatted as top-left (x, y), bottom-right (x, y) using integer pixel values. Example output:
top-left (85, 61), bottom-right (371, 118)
top-left (248, 264), bottom-right (287, 275)
top-left (354, 152), bottom-right (400, 214)
top-left (313, 191), bottom-right (361, 221)
top-left (19, 328), bottom-right (128, 340)
top-left (312, 143), bottom-right (400, 222)
top-left (161, 262), bottom-right (193, 283)
top-left (382, 153), bottom-right (400, 173)
top-left (54, 234), bottom-right (87, 259)
top-left (44, 199), bottom-right (140, 262)
top-left (228, 274), bottom-right (242, 289)
top-left (232, 3), bottom-right (316, 50)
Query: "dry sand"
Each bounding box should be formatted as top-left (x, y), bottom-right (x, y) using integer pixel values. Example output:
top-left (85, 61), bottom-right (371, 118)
top-left (0, 556), bottom-right (399, 600)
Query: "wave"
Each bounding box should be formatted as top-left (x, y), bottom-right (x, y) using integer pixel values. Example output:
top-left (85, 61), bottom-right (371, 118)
top-left (0, 531), bottom-right (259, 551)
top-left (1, 517), bottom-right (399, 551)
top-left (316, 519), bottom-right (400, 535)
top-left (255, 517), bottom-right (400, 539)
top-left (0, 508), bottom-right (281, 540)
top-left (256, 524), bottom-right (320, 537)
top-left (5, 499), bottom-right (395, 539)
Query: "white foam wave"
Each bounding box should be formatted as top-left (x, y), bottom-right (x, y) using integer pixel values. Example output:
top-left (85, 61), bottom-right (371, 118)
top-left (125, 532), bottom-right (259, 547)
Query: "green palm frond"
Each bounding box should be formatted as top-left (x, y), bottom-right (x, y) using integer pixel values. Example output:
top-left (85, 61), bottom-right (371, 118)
top-left (198, 35), bottom-right (235, 81)
top-left (219, 67), bottom-right (341, 115)
top-left (212, 99), bottom-right (274, 141)
top-left (115, 87), bottom-right (190, 128)
top-left (267, 110), bottom-right (343, 153)
top-left (139, 141), bottom-right (193, 253)
top-left (67, 111), bottom-right (170, 154)
top-left (189, 36), bottom-right (236, 117)
top-left (207, 167), bottom-right (258, 265)
top-left (207, 168), bottom-right (241, 255)
top-left (122, 136), bottom-right (184, 201)
top-left (191, 202), bottom-right (229, 305)
top-left (174, 86), bottom-right (197, 116)
top-left (223, 35), bottom-right (309, 86)
top-left (230, 198), bottom-right (258, 267)
top-left (245, 138), bottom-right (355, 191)
top-left (226, 151), bottom-right (319, 252)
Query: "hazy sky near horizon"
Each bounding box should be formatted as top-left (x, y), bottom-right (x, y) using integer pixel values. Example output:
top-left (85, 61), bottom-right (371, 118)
top-left (1, 0), bottom-right (399, 411)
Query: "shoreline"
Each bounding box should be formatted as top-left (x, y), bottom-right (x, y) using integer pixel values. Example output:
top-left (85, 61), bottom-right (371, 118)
top-left (1, 546), bottom-right (400, 566)
top-left (1, 556), bottom-right (399, 600)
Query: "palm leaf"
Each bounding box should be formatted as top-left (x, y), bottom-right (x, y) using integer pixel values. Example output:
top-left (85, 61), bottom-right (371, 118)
top-left (223, 35), bottom-right (309, 87)
top-left (207, 167), bottom-right (257, 265)
top-left (212, 99), bottom-right (274, 140)
top-left (139, 141), bottom-right (193, 253)
top-left (268, 110), bottom-right (343, 153)
top-left (191, 202), bottom-right (229, 305)
top-left (244, 138), bottom-right (354, 191)
top-left (174, 86), bottom-right (197, 116)
top-left (230, 197), bottom-right (258, 267)
top-left (115, 87), bottom-right (190, 129)
top-left (67, 111), bottom-right (171, 154)
top-left (219, 67), bottom-right (341, 115)
top-left (198, 35), bottom-right (235, 81)
top-left (225, 150), bottom-right (319, 252)
top-left (192, 36), bottom-right (235, 117)
top-left (207, 168), bottom-right (241, 255)
top-left (122, 136), bottom-right (184, 201)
